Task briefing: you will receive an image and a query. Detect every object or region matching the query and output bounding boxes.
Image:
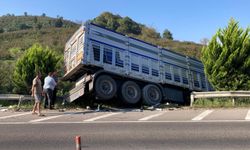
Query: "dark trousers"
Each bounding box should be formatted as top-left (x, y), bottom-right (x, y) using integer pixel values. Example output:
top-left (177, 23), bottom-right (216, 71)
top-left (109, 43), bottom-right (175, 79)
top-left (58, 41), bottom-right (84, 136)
top-left (44, 88), bottom-right (53, 109)
top-left (52, 87), bottom-right (57, 106)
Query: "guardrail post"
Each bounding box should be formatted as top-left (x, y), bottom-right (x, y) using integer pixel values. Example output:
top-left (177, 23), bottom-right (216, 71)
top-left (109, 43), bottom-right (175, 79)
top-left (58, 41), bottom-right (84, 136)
top-left (232, 97), bottom-right (235, 106)
top-left (17, 95), bottom-right (23, 108)
top-left (190, 93), bottom-right (194, 107)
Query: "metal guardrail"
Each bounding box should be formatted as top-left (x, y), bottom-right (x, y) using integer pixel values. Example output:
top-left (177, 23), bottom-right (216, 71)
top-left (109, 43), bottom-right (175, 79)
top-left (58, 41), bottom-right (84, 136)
top-left (190, 91), bottom-right (250, 106)
top-left (0, 94), bottom-right (34, 108)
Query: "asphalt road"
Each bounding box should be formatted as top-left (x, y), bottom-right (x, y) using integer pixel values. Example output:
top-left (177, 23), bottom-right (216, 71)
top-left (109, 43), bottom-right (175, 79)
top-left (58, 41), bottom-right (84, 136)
top-left (1, 122), bottom-right (250, 150)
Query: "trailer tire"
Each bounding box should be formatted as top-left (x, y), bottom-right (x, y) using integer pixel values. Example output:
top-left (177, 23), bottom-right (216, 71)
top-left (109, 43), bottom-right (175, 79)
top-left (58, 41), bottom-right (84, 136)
top-left (142, 84), bottom-right (162, 106)
top-left (95, 75), bottom-right (117, 100)
top-left (120, 81), bottom-right (141, 104)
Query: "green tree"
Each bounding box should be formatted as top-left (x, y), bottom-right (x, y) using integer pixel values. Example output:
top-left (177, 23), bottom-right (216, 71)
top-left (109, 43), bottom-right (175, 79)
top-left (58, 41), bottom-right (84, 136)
top-left (201, 18), bottom-right (250, 90)
top-left (55, 17), bottom-right (63, 27)
top-left (13, 43), bottom-right (61, 94)
top-left (92, 12), bottom-right (142, 35)
top-left (140, 27), bottom-right (161, 39)
top-left (117, 17), bottom-right (141, 35)
top-left (24, 12), bottom-right (28, 17)
top-left (163, 29), bottom-right (173, 40)
top-left (92, 12), bottom-right (120, 31)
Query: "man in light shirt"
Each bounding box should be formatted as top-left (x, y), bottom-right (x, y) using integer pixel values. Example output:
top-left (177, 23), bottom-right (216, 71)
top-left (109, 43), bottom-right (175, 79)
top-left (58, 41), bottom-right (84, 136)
top-left (43, 72), bottom-right (57, 109)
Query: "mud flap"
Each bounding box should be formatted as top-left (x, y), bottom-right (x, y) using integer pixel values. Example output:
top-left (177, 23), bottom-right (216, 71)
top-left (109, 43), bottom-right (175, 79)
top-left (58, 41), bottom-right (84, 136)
top-left (64, 83), bottom-right (85, 103)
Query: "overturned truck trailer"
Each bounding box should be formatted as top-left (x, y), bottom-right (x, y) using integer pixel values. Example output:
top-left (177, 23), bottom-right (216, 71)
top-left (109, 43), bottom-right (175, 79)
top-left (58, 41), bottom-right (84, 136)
top-left (62, 22), bottom-right (211, 106)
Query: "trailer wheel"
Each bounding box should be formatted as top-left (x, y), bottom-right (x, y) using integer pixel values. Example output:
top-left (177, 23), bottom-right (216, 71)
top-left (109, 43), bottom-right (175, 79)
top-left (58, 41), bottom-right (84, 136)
top-left (120, 81), bottom-right (141, 104)
top-left (95, 75), bottom-right (117, 100)
top-left (142, 84), bottom-right (162, 106)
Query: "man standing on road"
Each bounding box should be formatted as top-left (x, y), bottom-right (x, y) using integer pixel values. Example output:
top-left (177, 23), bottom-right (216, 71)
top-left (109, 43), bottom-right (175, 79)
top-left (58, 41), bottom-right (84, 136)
top-left (43, 72), bottom-right (57, 109)
top-left (31, 71), bottom-right (44, 116)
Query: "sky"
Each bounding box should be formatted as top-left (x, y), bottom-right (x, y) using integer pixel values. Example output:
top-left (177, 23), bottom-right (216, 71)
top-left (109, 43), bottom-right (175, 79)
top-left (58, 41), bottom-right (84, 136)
top-left (1, 0), bottom-right (250, 43)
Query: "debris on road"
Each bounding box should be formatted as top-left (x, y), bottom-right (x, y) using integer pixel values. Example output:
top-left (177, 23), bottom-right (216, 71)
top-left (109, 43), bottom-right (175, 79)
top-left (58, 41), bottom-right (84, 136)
top-left (0, 108), bottom-right (8, 112)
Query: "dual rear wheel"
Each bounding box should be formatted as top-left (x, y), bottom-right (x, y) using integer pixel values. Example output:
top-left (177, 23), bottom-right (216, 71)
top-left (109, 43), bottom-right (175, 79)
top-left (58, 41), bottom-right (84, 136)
top-left (121, 82), bottom-right (162, 105)
top-left (142, 84), bottom-right (162, 106)
top-left (94, 75), bottom-right (162, 105)
top-left (120, 81), bottom-right (141, 104)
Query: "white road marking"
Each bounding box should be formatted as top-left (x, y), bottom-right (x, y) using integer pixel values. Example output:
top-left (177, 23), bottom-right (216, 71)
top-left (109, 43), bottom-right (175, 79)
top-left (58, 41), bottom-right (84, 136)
top-left (84, 113), bottom-right (120, 122)
top-left (29, 113), bottom-right (76, 123)
top-left (0, 122), bottom-right (29, 125)
top-left (138, 112), bottom-right (165, 121)
top-left (2, 119), bottom-right (250, 125)
top-left (192, 110), bottom-right (214, 121)
top-left (0, 112), bottom-right (31, 119)
top-left (245, 110), bottom-right (250, 120)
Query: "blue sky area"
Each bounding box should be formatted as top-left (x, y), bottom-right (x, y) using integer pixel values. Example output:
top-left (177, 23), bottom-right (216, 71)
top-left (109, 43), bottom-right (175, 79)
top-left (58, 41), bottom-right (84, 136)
top-left (1, 0), bottom-right (250, 43)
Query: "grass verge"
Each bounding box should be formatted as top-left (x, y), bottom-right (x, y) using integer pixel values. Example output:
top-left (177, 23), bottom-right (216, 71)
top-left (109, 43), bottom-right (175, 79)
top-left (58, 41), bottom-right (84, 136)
top-left (193, 97), bottom-right (250, 108)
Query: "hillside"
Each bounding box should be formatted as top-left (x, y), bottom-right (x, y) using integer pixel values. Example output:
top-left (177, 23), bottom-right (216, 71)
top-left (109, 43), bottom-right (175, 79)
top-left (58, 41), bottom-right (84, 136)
top-left (0, 15), bottom-right (80, 93)
top-left (0, 13), bottom-right (203, 60)
top-left (0, 15), bottom-right (79, 60)
top-left (0, 14), bottom-right (76, 32)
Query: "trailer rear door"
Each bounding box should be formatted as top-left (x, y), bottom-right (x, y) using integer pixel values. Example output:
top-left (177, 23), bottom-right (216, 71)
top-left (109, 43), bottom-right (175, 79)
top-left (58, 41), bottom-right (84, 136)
top-left (64, 27), bottom-right (85, 78)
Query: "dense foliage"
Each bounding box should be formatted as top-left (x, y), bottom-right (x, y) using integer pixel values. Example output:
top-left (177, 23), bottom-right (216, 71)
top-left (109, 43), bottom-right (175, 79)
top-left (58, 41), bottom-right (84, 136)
top-left (13, 44), bottom-right (61, 94)
top-left (201, 19), bottom-right (250, 90)
top-left (92, 12), bottom-right (142, 35)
